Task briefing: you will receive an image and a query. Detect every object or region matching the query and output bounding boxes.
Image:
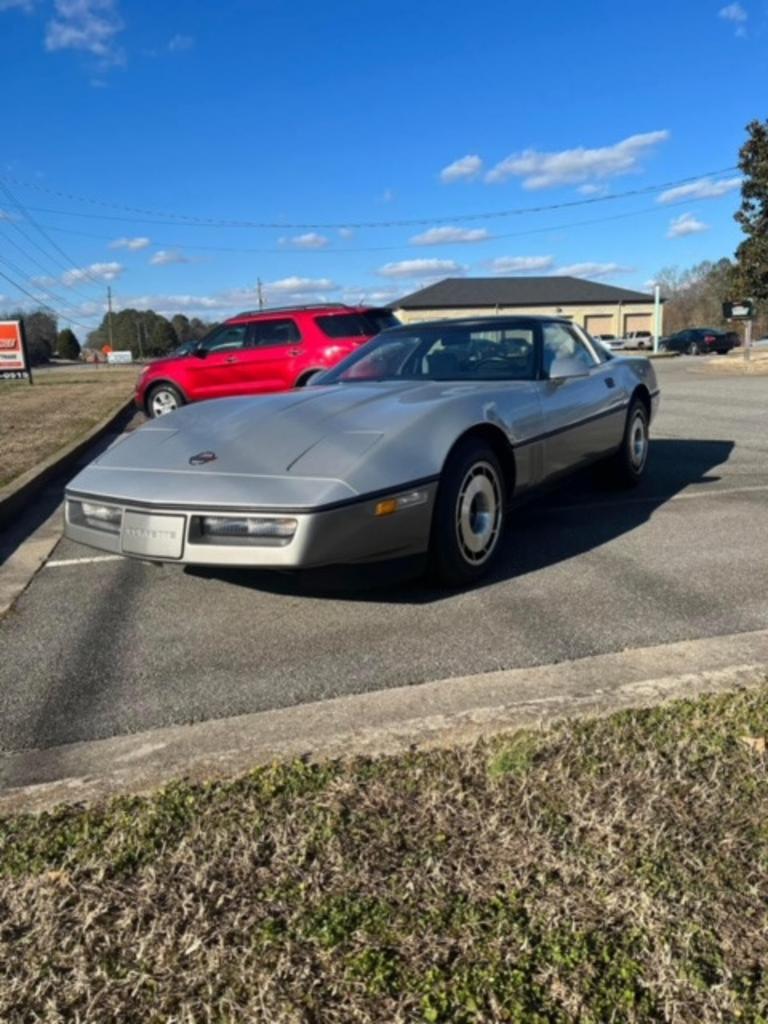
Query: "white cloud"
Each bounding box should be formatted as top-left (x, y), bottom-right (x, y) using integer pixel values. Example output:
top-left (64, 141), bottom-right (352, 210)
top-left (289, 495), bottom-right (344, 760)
top-left (278, 232), bottom-right (329, 249)
top-left (378, 188), bottom-right (395, 203)
top-left (410, 226), bottom-right (491, 246)
top-left (150, 248), bottom-right (190, 266)
top-left (657, 175), bottom-right (742, 204)
top-left (553, 262), bottom-right (634, 279)
top-left (263, 276), bottom-right (338, 295)
top-left (439, 155), bottom-right (483, 183)
top-left (667, 212), bottom-right (709, 238)
top-left (719, 3), bottom-right (748, 35)
top-left (0, 208), bottom-right (16, 221)
top-left (377, 259), bottom-right (465, 279)
top-left (45, 0), bottom-right (124, 62)
top-left (109, 235), bottom-right (151, 250)
top-left (61, 260), bottom-right (123, 285)
top-left (488, 256), bottom-right (555, 274)
top-left (0, 0), bottom-right (35, 11)
top-left (485, 130), bottom-right (670, 189)
top-left (168, 32), bottom-right (193, 51)
top-left (719, 2), bottom-right (747, 20)
top-left (338, 227), bottom-right (355, 239)
top-left (577, 183), bottom-right (608, 196)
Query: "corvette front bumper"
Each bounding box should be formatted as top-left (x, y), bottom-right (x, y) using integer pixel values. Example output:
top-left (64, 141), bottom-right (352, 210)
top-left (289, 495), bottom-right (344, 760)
top-left (63, 484), bottom-right (438, 569)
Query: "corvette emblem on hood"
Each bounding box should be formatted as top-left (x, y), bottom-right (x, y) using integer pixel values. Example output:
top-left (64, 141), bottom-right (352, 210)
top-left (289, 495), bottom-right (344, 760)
top-left (189, 451), bottom-right (217, 466)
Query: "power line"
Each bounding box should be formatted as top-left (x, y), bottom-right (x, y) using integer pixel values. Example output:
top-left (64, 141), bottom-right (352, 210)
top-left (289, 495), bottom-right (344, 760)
top-left (30, 195), bottom-right (705, 255)
top-left (0, 226), bottom-right (102, 304)
top-left (0, 264), bottom-right (92, 331)
top-left (0, 166), bottom-right (740, 230)
top-left (0, 179), bottom-right (108, 289)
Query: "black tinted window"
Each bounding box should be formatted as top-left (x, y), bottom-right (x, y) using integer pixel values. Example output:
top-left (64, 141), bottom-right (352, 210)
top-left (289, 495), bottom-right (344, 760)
top-left (250, 318), bottom-right (300, 346)
top-left (315, 314), bottom-right (368, 338)
top-left (201, 324), bottom-right (248, 353)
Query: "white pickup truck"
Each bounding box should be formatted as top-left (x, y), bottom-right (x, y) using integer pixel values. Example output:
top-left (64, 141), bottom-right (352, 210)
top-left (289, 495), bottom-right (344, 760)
top-left (622, 330), bottom-right (654, 350)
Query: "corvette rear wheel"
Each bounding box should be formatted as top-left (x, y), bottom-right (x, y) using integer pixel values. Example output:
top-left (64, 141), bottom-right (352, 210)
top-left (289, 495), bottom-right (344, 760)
top-left (147, 383), bottom-right (184, 418)
top-left (429, 439), bottom-right (505, 587)
top-left (608, 398), bottom-right (649, 488)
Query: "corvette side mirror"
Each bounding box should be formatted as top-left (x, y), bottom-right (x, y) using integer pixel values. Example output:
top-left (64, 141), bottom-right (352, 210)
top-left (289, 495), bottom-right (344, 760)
top-left (548, 355), bottom-right (588, 380)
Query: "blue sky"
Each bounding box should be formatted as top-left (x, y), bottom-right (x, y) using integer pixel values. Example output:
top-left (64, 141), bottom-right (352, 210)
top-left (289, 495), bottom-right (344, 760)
top-left (0, 0), bottom-right (766, 337)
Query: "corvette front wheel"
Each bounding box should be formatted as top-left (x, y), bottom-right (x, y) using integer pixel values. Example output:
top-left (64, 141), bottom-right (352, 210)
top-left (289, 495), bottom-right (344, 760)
top-left (429, 439), bottom-right (505, 587)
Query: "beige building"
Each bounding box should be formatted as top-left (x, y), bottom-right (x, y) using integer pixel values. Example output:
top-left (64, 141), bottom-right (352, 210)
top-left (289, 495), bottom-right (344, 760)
top-left (393, 276), bottom-right (662, 338)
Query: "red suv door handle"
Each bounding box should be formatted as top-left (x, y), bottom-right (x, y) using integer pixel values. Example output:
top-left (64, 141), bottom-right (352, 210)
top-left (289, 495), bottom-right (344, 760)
top-left (225, 356), bottom-right (239, 363)
top-left (290, 348), bottom-right (304, 357)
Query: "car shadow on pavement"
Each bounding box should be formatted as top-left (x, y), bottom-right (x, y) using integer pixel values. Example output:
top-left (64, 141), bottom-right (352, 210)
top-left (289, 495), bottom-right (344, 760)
top-left (185, 438), bottom-right (735, 604)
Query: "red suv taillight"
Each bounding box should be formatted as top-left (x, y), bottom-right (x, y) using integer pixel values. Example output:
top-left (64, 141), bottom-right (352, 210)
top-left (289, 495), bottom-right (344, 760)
top-left (704, 335), bottom-right (717, 344)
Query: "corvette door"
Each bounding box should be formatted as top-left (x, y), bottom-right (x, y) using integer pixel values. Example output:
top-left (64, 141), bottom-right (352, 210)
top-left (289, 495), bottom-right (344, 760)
top-left (539, 322), bottom-right (627, 480)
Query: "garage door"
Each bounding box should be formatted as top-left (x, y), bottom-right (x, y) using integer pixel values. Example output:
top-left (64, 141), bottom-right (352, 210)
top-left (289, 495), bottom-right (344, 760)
top-left (624, 313), bottom-right (652, 334)
top-left (584, 315), bottom-right (614, 337)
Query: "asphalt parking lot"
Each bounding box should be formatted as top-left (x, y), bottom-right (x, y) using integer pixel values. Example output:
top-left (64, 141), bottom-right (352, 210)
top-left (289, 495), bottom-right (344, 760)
top-left (1, 357), bottom-right (767, 756)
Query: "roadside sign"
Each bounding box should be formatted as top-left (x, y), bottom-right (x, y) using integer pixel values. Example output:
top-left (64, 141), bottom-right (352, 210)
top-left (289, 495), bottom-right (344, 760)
top-left (0, 320), bottom-right (32, 382)
top-left (723, 300), bottom-right (754, 320)
top-left (106, 350), bottom-right (134, 364)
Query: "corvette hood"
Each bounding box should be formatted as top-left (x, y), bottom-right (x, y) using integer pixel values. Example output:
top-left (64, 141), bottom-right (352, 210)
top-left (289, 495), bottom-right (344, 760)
top-left (66, 382), bottom-right (495, 510)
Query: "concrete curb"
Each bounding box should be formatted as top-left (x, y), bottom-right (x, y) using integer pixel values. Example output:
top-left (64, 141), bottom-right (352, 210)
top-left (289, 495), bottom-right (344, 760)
top-left (2, 626), bottom-right (767, 814)
top-left (0, 397), bottom-right (134, 533)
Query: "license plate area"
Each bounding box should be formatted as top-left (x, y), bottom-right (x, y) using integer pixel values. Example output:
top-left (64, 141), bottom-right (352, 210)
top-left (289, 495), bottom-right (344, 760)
top-left (121, 511), bottom-right (186, 559)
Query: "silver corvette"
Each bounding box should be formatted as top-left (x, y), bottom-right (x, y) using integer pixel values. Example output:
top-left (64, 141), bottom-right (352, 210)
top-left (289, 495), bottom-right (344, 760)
top-left (64, 317), bottom-right (659, 586)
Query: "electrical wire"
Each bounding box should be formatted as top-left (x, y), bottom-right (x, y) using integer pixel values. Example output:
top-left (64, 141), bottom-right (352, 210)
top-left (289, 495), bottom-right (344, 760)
top-left (0, 263), bottom-right (92, 330)
top-left (30, 195), bottom-right (706, 255)
top-left (0, 180), bottom-right (109, 290)
top-left (0, 166), bottom-right (740, 230)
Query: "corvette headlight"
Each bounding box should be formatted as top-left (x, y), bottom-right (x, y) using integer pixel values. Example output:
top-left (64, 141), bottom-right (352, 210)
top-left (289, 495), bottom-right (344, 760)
top-left (68, 499), bottom-right (123, 534)
top-left (198, 516), bottom-right (298, 545)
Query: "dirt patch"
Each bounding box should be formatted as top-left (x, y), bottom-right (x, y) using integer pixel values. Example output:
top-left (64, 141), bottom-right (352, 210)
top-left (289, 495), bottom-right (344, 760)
top-left (0, 371), bottom-right (135, 487)
top-left (2, 684), bottom-right (768, 1022)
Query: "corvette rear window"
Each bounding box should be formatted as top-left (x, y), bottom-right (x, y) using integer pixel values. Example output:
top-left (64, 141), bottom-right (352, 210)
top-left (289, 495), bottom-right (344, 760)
top-left (323, 323), bottom-right (538, 383)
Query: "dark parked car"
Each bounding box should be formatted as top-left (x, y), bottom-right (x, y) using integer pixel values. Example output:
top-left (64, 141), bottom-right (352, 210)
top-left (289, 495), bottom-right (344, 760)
top-left (659, 328), bottom-right (738, 356)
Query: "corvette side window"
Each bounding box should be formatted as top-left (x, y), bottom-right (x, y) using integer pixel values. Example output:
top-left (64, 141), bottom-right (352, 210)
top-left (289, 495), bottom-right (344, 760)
top-left (542, 323), bottom-right (597, 376)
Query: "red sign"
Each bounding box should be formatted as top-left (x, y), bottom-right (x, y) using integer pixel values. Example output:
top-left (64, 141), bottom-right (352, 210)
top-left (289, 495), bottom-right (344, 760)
top-left (0, 320), bottom-right (29, 379)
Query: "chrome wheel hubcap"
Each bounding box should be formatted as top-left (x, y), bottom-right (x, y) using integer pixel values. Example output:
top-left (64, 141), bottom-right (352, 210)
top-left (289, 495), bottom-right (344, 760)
top-left (629, 414), bottom-right (648, 470)
top-left (455, 461), bottom-right (502, 565)
top-left (151, 389), bottom-right (178, 417)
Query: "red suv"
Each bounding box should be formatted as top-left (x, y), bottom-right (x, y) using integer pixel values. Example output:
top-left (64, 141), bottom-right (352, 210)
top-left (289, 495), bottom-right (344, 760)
top-left (136, 304), bottom-right (399, 417)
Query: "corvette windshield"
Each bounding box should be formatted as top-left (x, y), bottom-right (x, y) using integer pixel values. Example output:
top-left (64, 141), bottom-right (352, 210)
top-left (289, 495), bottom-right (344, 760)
top-left (322, 324), bottom-right (537, 383)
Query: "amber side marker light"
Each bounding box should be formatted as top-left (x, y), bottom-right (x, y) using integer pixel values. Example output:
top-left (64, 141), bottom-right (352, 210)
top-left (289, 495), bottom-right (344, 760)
top-left (374, 489), bottom-right (428, 517)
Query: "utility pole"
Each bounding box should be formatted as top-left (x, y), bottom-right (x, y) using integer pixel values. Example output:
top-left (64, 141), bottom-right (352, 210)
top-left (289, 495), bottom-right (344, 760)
top-left (744, 316), bottom-right (753, 362)
top-left (107, 285), bottom-right (115, 350)
top-left (257, 278), bottom-right (264, 311)
top-left (136, 320), bottom-right (144, 361)
top-left (653, 285), bottom-right (661, 353)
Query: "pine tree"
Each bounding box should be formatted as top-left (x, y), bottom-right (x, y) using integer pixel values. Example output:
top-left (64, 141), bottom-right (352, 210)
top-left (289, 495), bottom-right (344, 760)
top-left (735, 119), bottom-right (768, 304)
top-left (56, 328), bottom-right (81, 360)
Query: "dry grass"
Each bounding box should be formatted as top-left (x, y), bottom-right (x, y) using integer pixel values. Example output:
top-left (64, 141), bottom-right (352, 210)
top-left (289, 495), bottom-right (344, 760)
top-left (703, 349), bottom-right (768, 375)
top-left (2, 685), bottom-right (768, 1022)
top-left (0, 370), bottom-right (136, 488)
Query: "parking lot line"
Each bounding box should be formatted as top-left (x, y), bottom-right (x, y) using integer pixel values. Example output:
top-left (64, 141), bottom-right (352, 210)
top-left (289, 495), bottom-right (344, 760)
top-left (45, 555), bottom-right (125, 568)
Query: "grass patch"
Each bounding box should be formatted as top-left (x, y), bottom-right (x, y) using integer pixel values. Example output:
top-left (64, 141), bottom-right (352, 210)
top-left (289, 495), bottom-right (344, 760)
top-left (0, 372), bottom-right (135, 488)
top-left (3, 685), bottom-right (768, 1021)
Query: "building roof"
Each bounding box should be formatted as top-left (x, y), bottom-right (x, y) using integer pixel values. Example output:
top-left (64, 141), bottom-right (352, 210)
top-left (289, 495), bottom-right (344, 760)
top-left (394, 276), bottom-right (656, 309)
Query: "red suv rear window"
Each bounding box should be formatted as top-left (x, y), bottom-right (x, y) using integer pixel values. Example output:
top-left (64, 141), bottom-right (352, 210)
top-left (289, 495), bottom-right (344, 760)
top-left (315, 311), bottom-right (398, 338)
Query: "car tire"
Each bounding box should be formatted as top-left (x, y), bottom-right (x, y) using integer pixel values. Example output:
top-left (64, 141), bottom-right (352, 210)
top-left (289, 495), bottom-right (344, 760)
top-left (608, 399), bottom-right (649, 488)
top-left (147, 382), bottom-right (184, 418)
top-left (687, 342), bottom-right (701, 356)
top-left (429, 439), bottom-right (505, 587)
top-left (295, 370), bottom-right (323, 387)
